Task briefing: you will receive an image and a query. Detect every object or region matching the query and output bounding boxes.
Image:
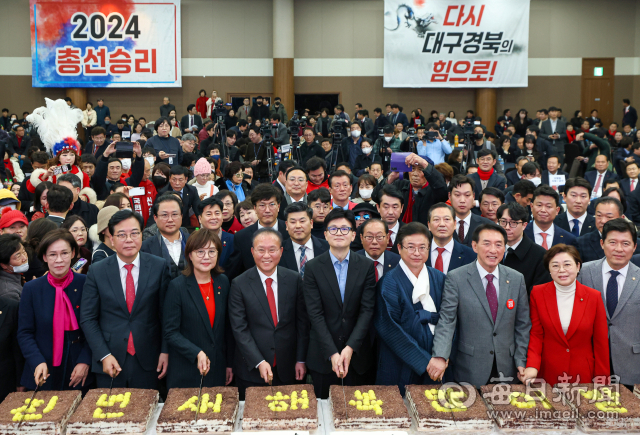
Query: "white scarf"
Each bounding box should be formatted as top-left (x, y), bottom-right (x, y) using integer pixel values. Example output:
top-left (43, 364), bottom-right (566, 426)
top-left (399, 259), bottom-right (436, 334)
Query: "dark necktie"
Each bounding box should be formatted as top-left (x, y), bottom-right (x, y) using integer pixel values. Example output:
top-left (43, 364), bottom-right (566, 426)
top-left (504, 247), bottom-right (514, 262)
top-left (458, 220), bottom-right (465, 242)
top-left (387, 230), bottom-right (393, 250)
top-left (606, 270), bottom-right (620, 318)
top-left (485, 274), bottom-right (498, 323)
top-left (571, 219), bottom-right (580, 237)
top-left (373, 261), bottom-right (380, 282)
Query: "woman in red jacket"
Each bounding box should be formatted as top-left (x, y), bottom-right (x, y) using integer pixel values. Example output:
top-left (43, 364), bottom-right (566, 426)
top-left (522, 244), bottom-right (610, 386)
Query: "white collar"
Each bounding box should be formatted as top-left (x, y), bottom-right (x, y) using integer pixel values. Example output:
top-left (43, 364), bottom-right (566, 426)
top-left (456, 213), bottom-right (472, 225)
top-left (365, 251), bottom-right (385, 264)
top-left (432, 238), bottom-right (454, 253)
top-left (258, 221), bottom-right (278, 232)
top-left (507, 236), bottom-right (523, 251)
top-left (117, 253), bottom-right (140, 270)
top-left (567, 211), bottom-right (588, 224)
top-left (292, 238), bottom-right (313, 253)
top-left (399, 259), bottom-right (428, 286)
top-left (603, 260), bottom-right (629, 279)
top-left (389, 221), bottom-right (400, 234)
top-left (476, 261), bottom-right (499, 281)
top-left (533, 221), bottom-right (554, 236)
top-left (257, 267), bottom-right (278, 285)
top-left (161, 231), bottom-right (182, 245)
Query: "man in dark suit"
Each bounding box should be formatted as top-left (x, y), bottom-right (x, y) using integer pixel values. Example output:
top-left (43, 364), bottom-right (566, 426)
top-left (357, 110), bottom-right (374, 138)
top-left (141, 194), bottom-right (190, 279)
top-left (196, 197), bottom-right (234, 270)
top-left (506, 157), bottom-right (527, 186)
top-left (181, 104), bottom-right (203, 135)
top-left (468, 149), bottom-right (507, 199)
top-left (57, 173), bottom-right (99, 228)
top-left (584, 154), bottom-right (619, 199)
top-left (540, 106), bottom-right (567, 161)
top-left (6, 125), bottom-right (31, 158)
top-left (228, 228), bottom-right (309, 399)
top-left (389, 104), bottom-right (409, 129)
top-left (620, 161), bottom-right (639, 197)
top-left (279, 202), bottom-right (329, 275)
top-left (498, 202), bottom-right (550, 295)
top-left (623, 99), bottom-right (638, 129)
top-left (426, 202), bottom-right (476, 274)
top-left (226, 184), bottom-right (290, 279)
top-left (524, 186), bottom-right (577, 249)
top-left (277, 166), bottom-right (308, 221)
top-left (540, 155), bottom-right (569, 192)
top-left (357, 218), bottom-right (400, 281)
top-left (554, 177), bottom-right (597, 237)
top-left (303, 208), bottom-right (377, 398)
top-left (81, 210), bottom-right (171, 389)
top-left (449, 175), bottom-right (494, 247)
top-left (156, 166), bottom-right (201, 229)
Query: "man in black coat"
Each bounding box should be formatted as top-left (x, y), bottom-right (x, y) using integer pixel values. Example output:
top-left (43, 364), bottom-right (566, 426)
top-left (299, 128), bottom-right (326, 169)
top-left (159, 97), bottom-right (176, 117)
top-left (157, 166), bottom-right (201, 229)
top-left (279, 202), bottom-right (329, 275)
top-left (0, 294), bottom-right (23, 402)
top-left (6, 126), bottom-right (31, 158)
top-left (180, 104), bottom-right (203, 135)
top-left (229, 228), bottom-right (309, 399)
top-left (447, 174), bottom-right (495, 246)
top-left (81, 210), bottom-right (171, 389)
top-left (468, 149), bottom-right (507, 199)
top-left (57, 173), bottom-right (99, 228)
top-left (303, 208), bottom-right (376, 399)
top-left (249, 96), bottom-right (270, 123)
top-left (540, 155), bottom-right (569, 191)
top-left (623, 99), bottom-right (637, 129)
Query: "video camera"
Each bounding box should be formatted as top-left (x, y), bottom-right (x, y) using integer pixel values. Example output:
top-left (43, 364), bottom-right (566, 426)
top-left (463, 118), bottom-right (476, 136)
top-left (213, 100), bottom-right (226, 122)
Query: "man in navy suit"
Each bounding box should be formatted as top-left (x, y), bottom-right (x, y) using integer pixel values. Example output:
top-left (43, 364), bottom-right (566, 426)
top-left (584, 154), bottom-right (619, 199)
top-left (449, 174), bottom-right (494, 247)
top-left (196, 196), bottom-right (234, 270)
top-left (623, 99), bottom-right (637, 129)
top-left (468, 149), bottom-right (507, 200)
top-left (180, 104), bottom-right (203, 134)
top-left (156, 166), bottom-right (201, 229)
top-left (426, 203), bottom-right (476, 274)
top-left (389, 104), bottom-right (409, 129)
top-left (620, 161), bottom-right (640, 197)
top-left (357, 218), bottom-right (400, 281)
top-left (506, 157), bottom-right (527, 186)
top-left (279, 202), bottom-right (329, 275)
top-left (540, 155), bottom-right (569, 191)
top-left (554, 177), bottom-right (597, 237)
top-left (81, 210), bottom-right (172, 389)
top-left (524, 185), bottom-right (577, 249)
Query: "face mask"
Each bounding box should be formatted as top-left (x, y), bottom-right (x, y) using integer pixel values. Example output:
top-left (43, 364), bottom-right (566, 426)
top-left (105, 120), bottom-right (110, 125)
top-left (12, 262), bottom-right (29, 273)
top-left (122, 118), bottom-right (127, 121)
top-left (475, 133), bottom-right (484, 140)
top-left (211, 155), bottom-right (220, 160)
top-left (121, 158), bottom-right (131, 171)
top-left (359, 188), bottom-right (373, 199)
top-left (351, 130), bottom-right (361, 138)
top-left (362, 147), bottom-right (372, 154)
top-left (257, 101), bottom-right (262, 106)
top-left (144, 156), bottom-right (155, 167)
top-left (275, 102), bottom-right (280, 106)
top-left (189, 166), bottom-right (195, 172)
top-left (384, 136), bottom-right (392, 142)
top-left (10, 117), bottom-right (16, 122)
top-left (531, 177), bottom-right (542, 187)
top-left (152, 176), bottom-right (167, 188)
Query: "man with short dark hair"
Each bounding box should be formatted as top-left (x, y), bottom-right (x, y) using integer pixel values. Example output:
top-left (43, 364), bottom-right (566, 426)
top-left (308, 187), bottom-right (331, 239)
top-left (505, 179), bottom-right (535, 209)
top-left (621, 161), bottom-right (640, 197)
top-left (181, 104), bottom-right (203, 134)
top-left (426, 203), bottom-right (476, 274)
top-left (94, 99), bottom-right (110, 127)
top-left (196, 196), bottom-right (234, 268)
top-left (237, 98), bottom-right (251, 121)
top-left (554, 177), bottom-right (597, 236)
top-left (157, 165), bottom-right (201, 228)
top-left (524, 186), bottom-right (577, 249)
top-left (249, 96), bottom-right (270, 122)
top-left (479, 187), bottom-right (504, 224)
top-left (277, 166), bottom-right (308, 220)
top-left (42, 184), bottom-right (74, 226)
top-left (269, 114), bottom-right (289, 146)
top-left (244, 127), bottom-right (271, 182)
top-left (584, 154), bottom-right (618, 198)
top-left (159, 97), bottom-right (176, 117)
top-left (540, 106), bottom-right (567, 162)
top-left (57, 173), bottom-right (99, 227)
top-left (540, 155), bottom-right (568, 191)
top-left (7, 125), bottom-right (31, 159)
top-left (506, 157), bottom-right (528, 186)
top-left (623, 99), bottom-right (637, 129)
top-left (448, 175), bottom-right (493, 246)
top-left (306, 157), bottom-right (330, 193)
top-left (279, 202), bottom-right (329, 275)
top-left (357, 218), bottom-right (400, 281)
top-left (329, 170), bottom-right (356, 210)
top-left (299, 128), bottom-right (325, 168)
top-left (468, 149), bottom-right (506, 199)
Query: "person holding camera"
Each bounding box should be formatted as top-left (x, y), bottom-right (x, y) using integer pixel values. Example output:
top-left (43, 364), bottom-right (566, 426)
top-left (374, 125), bottom-right (402, 172)
top-left (270, 114), bottom-right (289, 147)
top-left (415, 123), bottom-right (452, 165)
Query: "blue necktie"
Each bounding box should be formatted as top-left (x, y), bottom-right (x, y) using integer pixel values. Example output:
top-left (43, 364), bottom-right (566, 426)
top-left (571, 219), bottom-right (580, 237)
top-left (606, 270), bottom-right (620, 318)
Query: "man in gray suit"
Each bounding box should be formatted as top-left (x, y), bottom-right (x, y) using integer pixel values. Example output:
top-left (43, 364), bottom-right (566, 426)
top-left (577, 218), bottom-right (640, 387)
top-left (540, 106), bottom-right (567, 163)
top-left (270, 114), bottom-right (289, 147)
top-left (427, 223), bottom-right (531, 386)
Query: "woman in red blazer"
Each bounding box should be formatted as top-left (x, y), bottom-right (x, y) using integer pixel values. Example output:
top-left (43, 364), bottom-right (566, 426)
top-left (522, 244), bottom-right (610, 386)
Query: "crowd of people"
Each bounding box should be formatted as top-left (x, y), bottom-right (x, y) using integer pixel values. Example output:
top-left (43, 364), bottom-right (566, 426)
top-left (1, 93), bottom-right (640, 404)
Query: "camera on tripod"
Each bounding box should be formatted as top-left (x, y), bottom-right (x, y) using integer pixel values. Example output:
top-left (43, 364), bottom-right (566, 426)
top-left (213, 100), bottom-right (226, 123)
top-left (261, 122), bottom-right (273, 142)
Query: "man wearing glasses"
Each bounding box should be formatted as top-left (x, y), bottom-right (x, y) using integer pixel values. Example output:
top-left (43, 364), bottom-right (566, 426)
top-left (277, 166), bottom-right (308, 221)
top-left (498, 202), bottom-right (550, 295)
top-left (157, 165), bottom-right (201, 229)
top-left (141, 194), bottom-right (190, 279)
top-left (300, 128), bottom-right (326, 168)
top-left (303, 208), bottom-right (376, 398)
top-left (356, 218), bottom-right (400, 282)
top-left (81, 209), bottom-right (172, 389)
top-left (308, 187), bottom-right (332, 240)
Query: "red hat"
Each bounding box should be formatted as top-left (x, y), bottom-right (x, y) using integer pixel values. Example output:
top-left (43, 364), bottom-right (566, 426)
top-left (0, 207), bottom-right (28, 229)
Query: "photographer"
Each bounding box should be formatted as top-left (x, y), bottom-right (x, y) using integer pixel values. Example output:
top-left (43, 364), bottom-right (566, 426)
top-left (374, 125), bottom-right (402, 171)
top-left (270, 114), bottom-right (289, 146)
top-left (415, 123), bottom-right (452, 165)
top-left (330, 104), bottom-right (349, 137)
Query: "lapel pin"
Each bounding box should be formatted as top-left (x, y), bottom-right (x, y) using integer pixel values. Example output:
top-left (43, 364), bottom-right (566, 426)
top-left (74, 289), bottom-right (77, 292)
top-left (506, 299), bottom-right (515, 309)
top-left (218, 292), bottom-right (220, 294)
top-left (459, 256), bottom-right (462, 259)
top-left (506, 280), bottom-right (509, 284)
top-left (0, 311), bottom-right (2, 315)
top-left (580, 298), bottom-right (583, 301)
top-left (76, 305), bottom-right (79, 309)
top-left (633, 277), bottom-right (636, 281)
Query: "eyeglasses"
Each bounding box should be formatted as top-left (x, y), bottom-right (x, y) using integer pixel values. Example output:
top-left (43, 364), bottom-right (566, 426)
top-left (313, 204), bottom-right (331, 212)
top-left (233, 172), bottom-right (243, 178)
top-left (327, 226), bottom-right (352, 235)
top-left (195, 249), bottom-right (218, 258)
top-left (69, 227), bottom-right (87, 234)
top-left (287, 177), bottom-right (306, 184)
top-left (257, 202), bottom-right (278, 210)
top-left (12, 249), bottom-right (28, 261)
top-left (498, 219), bottom-right (523, 228)
top-left (354, 214), bottom-right (370, 221)
top-left (363, 234), bottom-right (386, 242)
top-left (401, 245), bottom-right (428, 253)
top-left (157, 212), bottom-right (181, 221)
top-left (46, 251), bottom-right (72, 260)
top-left (114, 231), bottom-right (142, 241)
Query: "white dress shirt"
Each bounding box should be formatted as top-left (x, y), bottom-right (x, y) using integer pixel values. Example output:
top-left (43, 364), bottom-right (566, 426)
top-left (388, 221), bottom-right (400, 244)
top-left (602, 261), bottom-right (629, 302)
top-left (292, 238), bottom-right (314, 272)
top-left (257, 267), bottom-right (279, 319)
top-left (162, 232), bottom-right (183, 265)
top-left (533, 222), bottom-right (555, 247)
top-left (455, 214), bottom-right (472, 240)
top-left (476, 261), bottom-right (500, 298)
top-left (365, 251), bottom-right (385, 278)
top-left (117, 253), bottom-right (140, 297)
top-left (505, 236), bottom-right (523, 258)
top-left (430, 238), bottom-right (454, 273)
top-left (258, 221), bottom-right (279, 232)
top-left (567, 211), bottom-right (588, 234)
top-left (593, 171), bottom-right (607, 197)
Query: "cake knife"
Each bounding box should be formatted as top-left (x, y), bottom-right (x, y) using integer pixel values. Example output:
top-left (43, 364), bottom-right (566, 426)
top-left (340, 369), bottom-right (348, 421)
top-left (17, 380), bottom-right (44, 429)
top-left (107, 374), bottom-right (115, 400)
top-left (194, 373), bottom-right (204, 423)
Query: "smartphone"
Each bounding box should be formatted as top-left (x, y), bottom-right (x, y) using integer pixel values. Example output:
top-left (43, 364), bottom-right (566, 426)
top-left (72, 258), bottom-right (87, 271)
top-left (115, 142), bottom-right (134, 158)
top-left (53, 165), bottom-right (71, 175)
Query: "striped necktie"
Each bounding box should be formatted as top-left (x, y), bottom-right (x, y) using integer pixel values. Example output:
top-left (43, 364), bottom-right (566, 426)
top-left (299, 246), bottom-right (307, 277)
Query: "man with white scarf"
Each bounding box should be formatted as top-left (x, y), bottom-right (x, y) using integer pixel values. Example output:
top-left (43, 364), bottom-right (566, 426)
top-left (374, 222), bottom-right (446, 395)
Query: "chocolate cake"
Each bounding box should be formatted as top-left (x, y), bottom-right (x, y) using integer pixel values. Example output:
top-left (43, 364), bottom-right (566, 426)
top-left (329, 385), bottom-right (410, 430)
top-left (481, 383), bottom-right (575, 433)
top-left (156, 387), bottom-right (239, 434)
top-left (559, 383), bottom-right (640, 432)
top-left (66, 388), bottom-right (158, 435)
top-left (242, 384), bottom-right (317, 431)
top-left (405, 384), bottom-right (493, 433)
top-left (0, 390), bottom-right (81, 435)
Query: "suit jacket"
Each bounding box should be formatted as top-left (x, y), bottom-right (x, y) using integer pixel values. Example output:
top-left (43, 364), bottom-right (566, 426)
top-left (356, 249), bottom-right (400, 278)
top-left (361, 117), bottom-right (374, 138)
top-left (554, 212), bottom-right (597, 236)
top-left (17, 273), bottom-right (92, 390)
top-left (524, 223), bottom-right (578, 249)
top-left (527, 281), bottom-right (609, 385)
top-left (7, 135), bottom-right (32, 156)
top-left (389, 112), bottom-right (409, 129)
top-left (228, 267), bottom-right (308, 384)
top-left (374, 265), bottom-right (445, 394)
top-left (426, 240), bottom-right (476, 274)
top-left (80, 253), bottom-right (171, 374)
top-left (432, 262), bottom-right (531, 386)
top-left (540, 119), bottom-right (568, 154)
top-left (620, 178), bottom-right (639, 198)
top-left (181, 114), bottom-right (203, 133)
top-left (584, 170), bottom-right (619, 194)
top-left (628, 187), bottom-right (640, 226)
top-left (280, 236), bottom-right (329, 274)
top-left (453, 214), bottom-right (495, 247)
top-left (140, 228), bottom-right (190, 279)
top-left (506, 170), bottom-right (521, 187)
top-left (578, 258), bottom-right (640, 384)
top-left (68, 198), bottom-right (99, 228)
top-left (541, 170), bottom-right (569, 192)
top-left (0, 295), bottom-right (22, 402)
top-left (469, 171), bottom-right (507, 201)
top-left (226, 221), bottom-right (290, 280)
top-left (303, 250), bottom-right (377, 375)
top-left (576, 231), bottom-right (606, 263)
top-left (158, 184), bottom-right (202, 229)
top-left (623, 106), bottom-right (638, 128)
top-left (163, 273), bottom-right (231, 388)
top-left (219, 231), bottom-right (234, 270)
top-left (502, 235), bottom-right (551, 295)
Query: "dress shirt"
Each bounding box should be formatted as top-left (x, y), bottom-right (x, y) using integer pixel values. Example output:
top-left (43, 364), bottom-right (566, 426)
top-left (455, 214), bottom-right (472, 240)
top-left (258, 221), bottom-right (279, 232)
top-left (117, 253), bottom-right (140, 297)
top-left (388, 221), bottom-right (400, 245)
top-left (602, 261), bottom-right (629, 302)
top-left (533, 222), bottom-right (555, 247)
top-left (161, 232), bottom-right (183, 265)
top-left (329, 250), bottom-right (350, 302)
top-left (550, 118), bottom-right (558, 133)
top-left (594, 171), bottom-right (607, 197)
top-left (417, 139), bottom-right (452, 165)
top-left (476, 261), bottom-right (500, 299)
top-left (567, 212), bottom-right (587, 234)
top-left (430, 238), bottom-right (454, 273)
top-left (292, 238), bottom-right (314, 272)
top-left (365, 251), bottom-right (385, 278)
top-left (332, 201), bottom-right (351, 211)
top-left (189, 115), bottom-right (193, 127)
top-left (257, 267), bottom-right (279, 318)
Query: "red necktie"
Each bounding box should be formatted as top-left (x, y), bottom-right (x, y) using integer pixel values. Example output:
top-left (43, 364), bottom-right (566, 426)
top-left (124, 264), bottom-right (136, 355)
top-left (594, 174), bottom-right (603, 195)
top-left (541, 233), bottom-right (549, 250)
top-left (373, 261), bottom-right (380, 282)
top-left (386, 231), bottom-right (393, 251)
top-left (632, 179), bottom-right (636, 192)
top-left (265, 278), bottom-right (278, 366)
top-left (435, 247), bottom-right (445, 272)
top-left (458, 220), bottom-right (465, 242)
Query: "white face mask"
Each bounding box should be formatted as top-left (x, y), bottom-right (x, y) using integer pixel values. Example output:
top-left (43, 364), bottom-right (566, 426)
top-left (384, 136), bottom-right (392, 142)
top-left (531, 177), bottom-right (542, 187)
top-left (121, 159), bottom-right (131, 171)
top-left (359, 188), bottom-right (373, 199)
top-left (12, 262), bottom-right (29, 273)
top-left (145, 156), bottom-right (155, 168)
top-left (362, 147), bottom-right (373, 154)
top-left (351, 130), bottom-right (361, 138)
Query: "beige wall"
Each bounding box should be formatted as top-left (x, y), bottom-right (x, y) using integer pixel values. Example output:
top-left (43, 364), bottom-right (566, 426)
top-left (0, 0), bottom-right (639, 126)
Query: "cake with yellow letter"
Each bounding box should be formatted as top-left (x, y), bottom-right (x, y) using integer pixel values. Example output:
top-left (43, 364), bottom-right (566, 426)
top-left (156, 387), bottom-right (239, 433)
top-left (242, 384), bottom-right (317, 431)
top-left (329, 385), bottom-right (410, 430)
top-left (481, 383), bottom-right (575, 432)
top-left (66, 388), bottom-right (158, 435)
top-left (0, 391), bottom-right (81, 435)
top-left (405, 384), bottom-right (493, 433)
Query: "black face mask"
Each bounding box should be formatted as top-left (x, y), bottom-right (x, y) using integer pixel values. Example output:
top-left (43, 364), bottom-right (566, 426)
top-left (256, 101), bottom-right (262, 106)
top-left (475, 133), bottom-right (484, 140)
top-left (152, 176), bottom-right (167, 188)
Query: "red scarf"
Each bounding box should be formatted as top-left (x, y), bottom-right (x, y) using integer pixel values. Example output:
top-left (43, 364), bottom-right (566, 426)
top-left (3, 159), bottom-right (14, 179)
top-left (402, 182), bottom-right (428, 224)
top-left (477, 167), bottom-right (494, 180)
top-left (567, 129), bottom-right (576, 143)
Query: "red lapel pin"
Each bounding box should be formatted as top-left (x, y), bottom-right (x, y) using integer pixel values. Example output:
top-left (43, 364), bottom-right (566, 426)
top-left (506, 299), bottom-right (515, 310)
